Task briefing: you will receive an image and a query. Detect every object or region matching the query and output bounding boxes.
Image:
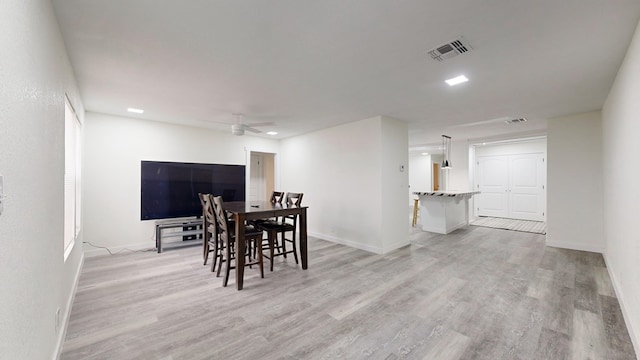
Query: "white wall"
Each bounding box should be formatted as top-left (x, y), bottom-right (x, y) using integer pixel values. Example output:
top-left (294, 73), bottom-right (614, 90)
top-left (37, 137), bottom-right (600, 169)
top-left (474, 138), bottom-right (546, 157)
top-left (409, 154), bottom-right (431, 202)
top-left (447, 139), bottom-right (473, 191)
top-left (279, 116), bottom-right (409, 254)
top-left (546, 111), bottom-right (604, 253)
top-left (602, 20), bottom-right (640, 354)
top-left (82, 112), bottom-right (279, 255)
top-left (0, 0), bottom-right (85, 358)
top-left (380, 117), bottom-right (410, 253)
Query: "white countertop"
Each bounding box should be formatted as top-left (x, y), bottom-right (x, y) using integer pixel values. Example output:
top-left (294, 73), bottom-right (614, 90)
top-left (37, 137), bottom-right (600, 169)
top-left (413, 190), bottom-right (480, 197)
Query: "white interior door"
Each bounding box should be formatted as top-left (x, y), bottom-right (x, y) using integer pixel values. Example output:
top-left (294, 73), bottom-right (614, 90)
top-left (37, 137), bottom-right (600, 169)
top-left (477, 156), bottom-right (509, 218)
top-left (476, 153), bottom-right (545, 221)
top-left (249, 153), bottom-right (266, 201)
top-left (509, 154), bottom-right (545, 221)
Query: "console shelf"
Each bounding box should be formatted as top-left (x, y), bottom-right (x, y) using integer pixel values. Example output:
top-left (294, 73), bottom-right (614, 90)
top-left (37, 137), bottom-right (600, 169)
top-left (155, 218), bottom-right (203, 253)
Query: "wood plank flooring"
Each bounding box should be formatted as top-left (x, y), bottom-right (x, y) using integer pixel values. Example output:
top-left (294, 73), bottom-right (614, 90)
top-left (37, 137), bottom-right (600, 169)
top-left (61, 226), bottom-right (637, 359)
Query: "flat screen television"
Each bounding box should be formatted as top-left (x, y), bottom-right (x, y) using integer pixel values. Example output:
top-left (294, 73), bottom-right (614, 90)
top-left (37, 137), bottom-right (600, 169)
top-left (141, 161), bottom-right (246, 220)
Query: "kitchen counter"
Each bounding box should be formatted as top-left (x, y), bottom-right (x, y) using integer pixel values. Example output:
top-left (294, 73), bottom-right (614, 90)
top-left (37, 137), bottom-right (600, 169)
top-left (413, 191), bottom-right (480, 197)
top-left (413, 191), bottom-right (480, 234)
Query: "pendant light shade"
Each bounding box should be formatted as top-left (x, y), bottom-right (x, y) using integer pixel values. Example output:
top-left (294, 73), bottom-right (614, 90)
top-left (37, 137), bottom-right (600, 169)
top-left (441, 135), bottom-right (452, 169)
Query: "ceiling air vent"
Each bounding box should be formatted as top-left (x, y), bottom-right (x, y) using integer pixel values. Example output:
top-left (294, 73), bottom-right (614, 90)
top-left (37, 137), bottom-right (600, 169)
top-left (428, 37), bottom-right (473, 62)
top-left (504, 118), bottom-right (527, 124)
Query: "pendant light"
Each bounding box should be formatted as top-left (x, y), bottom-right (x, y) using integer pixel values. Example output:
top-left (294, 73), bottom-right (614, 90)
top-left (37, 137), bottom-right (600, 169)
top-left (441, 135), bottom-right (452, 169)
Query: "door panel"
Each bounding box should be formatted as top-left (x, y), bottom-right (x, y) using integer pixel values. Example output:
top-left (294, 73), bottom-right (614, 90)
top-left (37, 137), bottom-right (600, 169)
top-left (477, 156), bottom-right (509, 217)
top-left (509, 154), bottom-right (544, 221)
top-left (476, 153), bottom-right (545, 221)
top-left (249, 154), bottom-right (265, 201)
top-left (510, 194), bottom-right (541, 220)
top-left (479, 192), bottom-right (508, 212)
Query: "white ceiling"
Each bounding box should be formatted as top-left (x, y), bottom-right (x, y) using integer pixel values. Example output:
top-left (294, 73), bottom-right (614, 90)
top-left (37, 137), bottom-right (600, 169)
top-left (52, 0), bottom-right (640, 148)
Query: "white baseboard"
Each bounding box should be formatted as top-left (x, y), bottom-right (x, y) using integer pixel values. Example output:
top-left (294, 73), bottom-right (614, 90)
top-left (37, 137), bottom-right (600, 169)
top-left (53, 252), bottom-right (84, 360)
top-left (545, 240), bottom-right (604, 254)
top-left (420, 220), bottom-right (466, 235)
top-left (381, 238), bottom-right (411, 254)
top-left (309, 231), bottom-right (383, 254)
top-left (603, 252), bottom-right (640, 358)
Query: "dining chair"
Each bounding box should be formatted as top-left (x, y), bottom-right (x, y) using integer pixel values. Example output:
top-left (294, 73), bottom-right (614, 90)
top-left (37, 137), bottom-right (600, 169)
top-left (199, 193), bottom-right (213, 265)
top-left (202, 194), bottom-right (224, 273)
top-left (249, 191), bottom-right (285, 230)
top-left (203, 193), bottom-right (239, 271)
top-left (211, 195), bottom-right (264, 287)
top-left (270, 191), bottom-right (285, 204)
top-left (257, 192), bottom-right (303, 271)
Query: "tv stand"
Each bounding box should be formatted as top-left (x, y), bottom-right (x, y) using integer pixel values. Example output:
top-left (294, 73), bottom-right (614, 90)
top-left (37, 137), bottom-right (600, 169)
top-left (155, 218), bottom-right (203, 253)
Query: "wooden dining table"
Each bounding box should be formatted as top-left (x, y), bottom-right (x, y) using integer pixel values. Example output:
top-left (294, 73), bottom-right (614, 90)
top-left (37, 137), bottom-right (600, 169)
top-left (222, 201), bottom-right (309, 290)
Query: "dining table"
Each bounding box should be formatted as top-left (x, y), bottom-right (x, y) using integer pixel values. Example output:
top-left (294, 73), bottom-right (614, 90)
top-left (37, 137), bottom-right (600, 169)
top-left (222, 201), bottom-right (309, 290)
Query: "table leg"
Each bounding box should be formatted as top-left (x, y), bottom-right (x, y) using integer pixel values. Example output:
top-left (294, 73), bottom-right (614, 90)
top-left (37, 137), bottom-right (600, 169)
top-left (299, 208), bottom-right (308, 270)
top-left (235, 213), bottom-right (245, 290)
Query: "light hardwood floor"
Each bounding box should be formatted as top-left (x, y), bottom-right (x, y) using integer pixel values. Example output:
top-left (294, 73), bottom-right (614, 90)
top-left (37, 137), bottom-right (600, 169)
top-left (61, 226), bottom-right (637, 359)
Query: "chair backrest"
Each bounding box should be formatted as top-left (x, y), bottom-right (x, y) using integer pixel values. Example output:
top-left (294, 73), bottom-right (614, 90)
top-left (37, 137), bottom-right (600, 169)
top-left (199, 193), bottom-right (211, 239)
top-left (285, 192), bottom-right (303, 207)
top-left (270, 191), bottom-right (285, 204)
top-left (211, 195), bottom-right (229, 242)
top-left (201, 194), bottom-right (217, 235)
top-left (283, 192), bottom-right (303, 223)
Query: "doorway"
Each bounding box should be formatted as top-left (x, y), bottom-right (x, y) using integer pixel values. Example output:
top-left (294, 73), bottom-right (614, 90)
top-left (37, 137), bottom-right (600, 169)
top-left (249, 152), bottom-right (276, 202)
top-left (473, 138), bottom-right (547, 222)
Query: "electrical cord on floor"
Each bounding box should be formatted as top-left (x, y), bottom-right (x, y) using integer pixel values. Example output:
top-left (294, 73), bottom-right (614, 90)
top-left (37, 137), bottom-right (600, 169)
top-left (83, 241), bottom-right (156, 255)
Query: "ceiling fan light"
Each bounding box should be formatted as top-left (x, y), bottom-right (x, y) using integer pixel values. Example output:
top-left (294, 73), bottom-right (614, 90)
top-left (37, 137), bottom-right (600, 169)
top-left (231, 124), bottom-right (245, 136)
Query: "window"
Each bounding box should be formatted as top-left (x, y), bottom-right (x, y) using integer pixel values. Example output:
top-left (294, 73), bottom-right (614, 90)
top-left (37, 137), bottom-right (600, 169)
top-left (64, 96), bottom-right (81, 260)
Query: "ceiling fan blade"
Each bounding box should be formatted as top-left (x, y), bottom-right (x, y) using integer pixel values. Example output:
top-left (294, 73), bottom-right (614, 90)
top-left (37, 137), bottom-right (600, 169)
top-left (244, 126), bottom-right (262, 133)
top-left (246, 121), bottom-right (275, 127)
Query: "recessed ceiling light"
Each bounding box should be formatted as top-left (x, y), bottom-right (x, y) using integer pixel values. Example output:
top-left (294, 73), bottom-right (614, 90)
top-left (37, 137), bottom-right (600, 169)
top-left (127, 107), bottom-right (144, 114)
top-left (421, 152), bottom-right (429, 155)
top-left (445, 75), bottom-right (469, 86)
top-left (266, 131), bottom-right (278, 136)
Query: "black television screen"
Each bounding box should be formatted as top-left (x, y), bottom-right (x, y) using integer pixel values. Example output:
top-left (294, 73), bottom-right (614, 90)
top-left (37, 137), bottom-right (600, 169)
top-left (141, 161), bottom-right (246, 220)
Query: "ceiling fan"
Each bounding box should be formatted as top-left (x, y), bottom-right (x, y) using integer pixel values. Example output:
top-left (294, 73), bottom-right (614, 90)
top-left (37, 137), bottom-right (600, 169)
top-left (227, 113), bottom-right (274, 136)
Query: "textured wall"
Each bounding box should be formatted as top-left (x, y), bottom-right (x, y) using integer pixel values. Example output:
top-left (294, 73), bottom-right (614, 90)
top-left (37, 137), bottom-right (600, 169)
top-left (602, 19), bottom-right (640, 355)
top-left (0, 0), bottom-right (85, 358)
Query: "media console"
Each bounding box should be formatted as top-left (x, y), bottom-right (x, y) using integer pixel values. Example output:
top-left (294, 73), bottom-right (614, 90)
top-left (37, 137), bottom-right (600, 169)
top-left (155, 218), bottom-right (203, 253)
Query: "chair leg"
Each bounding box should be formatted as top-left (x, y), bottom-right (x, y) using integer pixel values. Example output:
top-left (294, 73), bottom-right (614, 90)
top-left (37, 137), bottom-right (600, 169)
top-left (203, 239), bottom-right (210, 264)
top-left (257, 238), bottom-right (264, 278)
top-left (281, 232), bottom-right (287, 258)
top-left (246, 239), bottom-right (253, 269)
top-left (223, 241), bottom-right (232, 287)
top-left (268, 231), bottom-right (276, 272)
top-left (211, 238), bottom-right (219, 273)
top-left (216, 245), bottom-right (224, 277)
top-left (212, 241), bottom-right (222, 276)
top-left (290, 228), bottom-right (299, 264)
